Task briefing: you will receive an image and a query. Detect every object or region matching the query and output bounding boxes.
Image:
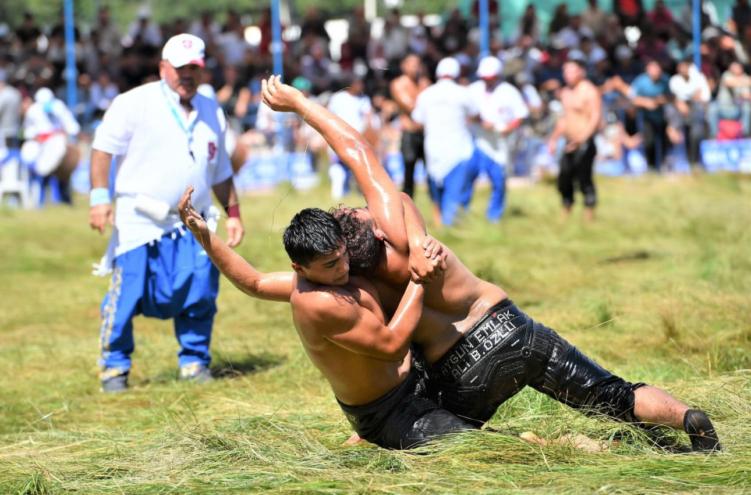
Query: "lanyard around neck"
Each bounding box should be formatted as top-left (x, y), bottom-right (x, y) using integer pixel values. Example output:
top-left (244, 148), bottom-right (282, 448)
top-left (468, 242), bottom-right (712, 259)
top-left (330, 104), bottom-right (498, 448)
top-left (160, 81), bottom-right (198, 158)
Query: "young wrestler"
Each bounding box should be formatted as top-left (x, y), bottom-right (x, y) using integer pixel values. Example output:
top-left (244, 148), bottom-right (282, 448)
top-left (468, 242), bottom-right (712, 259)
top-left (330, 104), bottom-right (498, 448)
top-left (177, 75), bottom-right (475, 448)
top-left (260, 76), bottom-right (721, 453)
top-left (180, 192), bottom-right (472, 449)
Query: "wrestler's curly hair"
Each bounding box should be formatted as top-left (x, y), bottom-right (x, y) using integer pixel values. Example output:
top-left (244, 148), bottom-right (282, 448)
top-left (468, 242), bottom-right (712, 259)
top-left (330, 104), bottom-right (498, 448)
top-left (330, 206), bottom-right (385, 276)
top-left (283, 208), bottom-right (343, 266)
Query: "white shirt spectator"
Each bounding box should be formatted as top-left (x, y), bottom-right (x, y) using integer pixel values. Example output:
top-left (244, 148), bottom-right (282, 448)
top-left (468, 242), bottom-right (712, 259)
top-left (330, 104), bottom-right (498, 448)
top-left (93, 81), bottom-right (231, 256)
top-left (23, 94), bottom-right (80, 139)
top-left (469, 80), bottom-right (529, 164)
top-left (412, 79), bottom-right (478, 183)
top-left (669, 66), bottom-right (711, 103)
top-left (327, 90), bottom-right (372, 133)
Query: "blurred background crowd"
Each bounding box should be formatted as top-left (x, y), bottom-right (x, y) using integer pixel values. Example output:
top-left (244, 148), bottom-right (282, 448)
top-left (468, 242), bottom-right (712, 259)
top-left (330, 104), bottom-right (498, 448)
top-left (1, 0), bottom-right (751, 208)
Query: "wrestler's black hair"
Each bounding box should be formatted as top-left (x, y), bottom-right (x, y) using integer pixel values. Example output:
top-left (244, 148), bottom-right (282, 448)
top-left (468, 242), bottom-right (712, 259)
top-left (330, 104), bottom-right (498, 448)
top-left (283, 208), bottom-right (343, 266)
top-left (330, 206), bottom-right (385, 276)
top-left (564, 57), bottom-right (587, 70)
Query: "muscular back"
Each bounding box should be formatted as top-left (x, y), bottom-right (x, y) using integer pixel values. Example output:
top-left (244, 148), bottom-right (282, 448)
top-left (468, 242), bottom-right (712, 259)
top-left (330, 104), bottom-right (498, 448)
top-left (290, 275), bottom-right (411, 405)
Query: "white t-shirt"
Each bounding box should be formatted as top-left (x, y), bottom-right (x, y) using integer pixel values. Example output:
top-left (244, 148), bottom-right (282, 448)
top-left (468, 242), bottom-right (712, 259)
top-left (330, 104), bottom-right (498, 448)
top-left (469, 80), bottom-right (529, 164)
top-left (327, 91), bottom-right (372, 133)
top-left (412, 79), bottom-right (478, 183)
top-left (23, 98), bottom-right (80, 139)
top-left (93, 80), bottom-right (232, 256)
top-left (669, 67), bottom-right (711, 103)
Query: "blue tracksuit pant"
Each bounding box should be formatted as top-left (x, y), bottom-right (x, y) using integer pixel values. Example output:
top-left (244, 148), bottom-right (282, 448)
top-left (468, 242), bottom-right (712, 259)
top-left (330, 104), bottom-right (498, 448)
top-left (428, 159), bottom-right (473, 226)
top-left (462, 148), bottom-right (507, 222)
top-left (98, 228), bottom-right (219, 373)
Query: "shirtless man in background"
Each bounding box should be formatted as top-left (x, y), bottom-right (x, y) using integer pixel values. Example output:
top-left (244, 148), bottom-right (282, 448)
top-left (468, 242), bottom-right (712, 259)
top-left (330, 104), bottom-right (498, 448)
top-left (390, 54), bottom-right (431, 198)
top-left (548, 59), bottom-right (602, 221)
top-left (259, 77), bottom-right (721, 453)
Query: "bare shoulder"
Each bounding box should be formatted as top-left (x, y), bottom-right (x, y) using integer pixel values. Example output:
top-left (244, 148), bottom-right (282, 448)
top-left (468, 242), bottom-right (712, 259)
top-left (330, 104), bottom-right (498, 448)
top-left (391, 75), bottom-right (407, 91)
top-left (292, 286), bottom-right (359, 327)
top-left (581, 80), bottom-right (601, 98)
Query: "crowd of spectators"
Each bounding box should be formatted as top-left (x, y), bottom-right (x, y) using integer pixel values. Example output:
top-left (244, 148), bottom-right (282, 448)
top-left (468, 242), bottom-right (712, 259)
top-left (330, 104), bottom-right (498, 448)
top-left (2, 1), bottom-right (751, 181)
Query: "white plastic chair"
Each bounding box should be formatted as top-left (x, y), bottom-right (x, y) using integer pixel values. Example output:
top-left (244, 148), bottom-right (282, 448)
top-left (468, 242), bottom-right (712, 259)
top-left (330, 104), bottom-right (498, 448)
top-left (0, 148), bottom-right (31, 208)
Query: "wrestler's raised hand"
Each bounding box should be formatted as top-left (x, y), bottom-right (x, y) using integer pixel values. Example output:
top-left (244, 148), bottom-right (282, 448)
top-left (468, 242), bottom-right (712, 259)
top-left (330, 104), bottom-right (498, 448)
top-left (261, 75), bottom-right (305, 113)
top-left (423, 235), bottom-right (448, 271)
top-left (409, 235), bottom-right (447, 283)
top-left (178, 186), bottom-right (210, 246)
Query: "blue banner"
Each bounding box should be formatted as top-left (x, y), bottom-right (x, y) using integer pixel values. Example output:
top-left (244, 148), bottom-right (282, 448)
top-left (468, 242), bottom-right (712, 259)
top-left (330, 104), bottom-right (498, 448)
top-left (701, 139), bottom-right (751, 174)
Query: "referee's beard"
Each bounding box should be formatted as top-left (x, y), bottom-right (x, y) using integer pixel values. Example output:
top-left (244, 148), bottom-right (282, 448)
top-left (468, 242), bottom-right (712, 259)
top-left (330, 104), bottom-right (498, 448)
top-left (160, 60), bottom-right (200, 104)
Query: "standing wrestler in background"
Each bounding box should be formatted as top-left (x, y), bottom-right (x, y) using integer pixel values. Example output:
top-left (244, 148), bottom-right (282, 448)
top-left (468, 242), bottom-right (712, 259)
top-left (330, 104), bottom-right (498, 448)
top-left (89, 34), bottom-right (244, 392)
top-left (390, 54), bottom-right (430, 198)
top-left (548, 59), bottom-right (602, 221)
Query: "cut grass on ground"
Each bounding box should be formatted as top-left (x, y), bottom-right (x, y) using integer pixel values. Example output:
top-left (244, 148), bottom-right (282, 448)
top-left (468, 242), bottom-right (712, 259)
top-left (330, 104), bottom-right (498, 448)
top-left (1, 174), bottom-right (749, 494)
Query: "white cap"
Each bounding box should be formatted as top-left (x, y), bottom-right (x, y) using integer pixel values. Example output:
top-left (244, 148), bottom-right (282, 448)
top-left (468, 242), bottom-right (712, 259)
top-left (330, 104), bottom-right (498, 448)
top-left (476, 56), bottom-right (502, 79)
top-left (436, 57), bottom-right (460, 79)
top-left (34, 87), bottom-right (55, 104)
top-left (162, 33), bottom-right (205, 68)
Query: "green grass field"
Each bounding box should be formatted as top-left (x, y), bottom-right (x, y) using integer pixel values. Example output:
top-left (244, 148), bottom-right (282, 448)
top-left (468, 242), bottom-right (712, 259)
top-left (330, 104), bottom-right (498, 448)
top-left (1, 174), bottom-right (750, 494)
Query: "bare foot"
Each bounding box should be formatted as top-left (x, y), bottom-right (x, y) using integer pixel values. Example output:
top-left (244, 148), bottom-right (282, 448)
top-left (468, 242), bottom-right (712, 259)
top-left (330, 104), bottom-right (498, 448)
top-left (343, 433), bottom-right (364, 446)
top-left (584, 207), bottom-right (595, 222)
top-left (557, 433), bottom-right (608, 453)
top-left (561, 206), bottom-right (572, 222)
top-left (520, 431), bottom-right (547, 446)
top-left (520, 431), bottom-right (608, 453)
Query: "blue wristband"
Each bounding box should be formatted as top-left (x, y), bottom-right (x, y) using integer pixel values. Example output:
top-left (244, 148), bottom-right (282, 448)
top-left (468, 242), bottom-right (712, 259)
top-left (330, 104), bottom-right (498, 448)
top-left (90, 187), bottom-right (111, 206)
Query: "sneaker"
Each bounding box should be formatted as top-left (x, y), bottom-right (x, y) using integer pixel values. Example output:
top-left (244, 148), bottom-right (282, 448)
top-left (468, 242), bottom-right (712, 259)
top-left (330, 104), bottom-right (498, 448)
top-left (100, 369), bottom-right (129, 393)
top-left (179, 363), bottom-right (213, 383)
top-left (684, 409), bottom-right (722, 452)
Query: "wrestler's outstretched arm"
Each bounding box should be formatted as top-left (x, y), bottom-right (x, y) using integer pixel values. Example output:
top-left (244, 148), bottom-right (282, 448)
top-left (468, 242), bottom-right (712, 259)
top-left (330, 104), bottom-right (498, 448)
top-left (261, 75), bottom-right (409, 254)
top-left (178, 186), bottom-right (293, 302)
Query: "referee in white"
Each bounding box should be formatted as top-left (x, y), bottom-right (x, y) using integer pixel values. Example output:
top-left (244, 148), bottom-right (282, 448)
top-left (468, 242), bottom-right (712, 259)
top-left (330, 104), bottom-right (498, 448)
top-left (88, 34), bottom-right (244, 392)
